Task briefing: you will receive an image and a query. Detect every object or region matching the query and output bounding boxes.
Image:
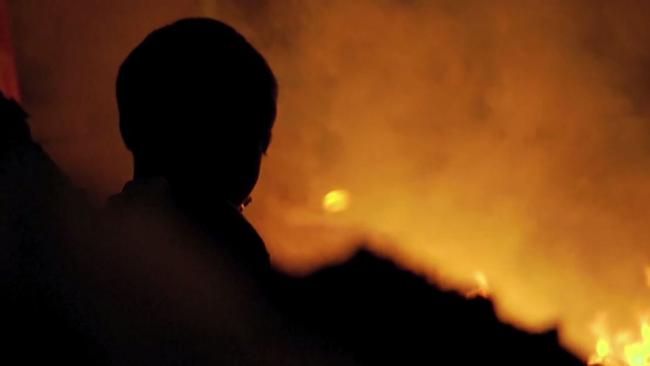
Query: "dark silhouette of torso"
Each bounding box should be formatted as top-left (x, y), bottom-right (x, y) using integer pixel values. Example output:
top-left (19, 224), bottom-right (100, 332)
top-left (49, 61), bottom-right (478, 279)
top-left (108, 174), bottom-right (584, 366)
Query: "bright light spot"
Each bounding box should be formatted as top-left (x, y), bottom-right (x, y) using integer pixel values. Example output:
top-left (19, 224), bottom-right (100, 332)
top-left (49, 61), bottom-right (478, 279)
top-left (322, 189), bottom-right (350, 213)
top-left (474, 271), bottom-right (488, 289)
top-left (465, 271), bottom-right (490, 299)
top-left (596, 338), bottom-right (611, 359)
top-left (589, 315), bottom-right (650, 366)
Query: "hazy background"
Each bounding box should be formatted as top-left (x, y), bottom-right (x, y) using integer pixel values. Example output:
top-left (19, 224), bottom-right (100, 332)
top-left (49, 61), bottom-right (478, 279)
top-left (8, 0), bottom-right (650, 359)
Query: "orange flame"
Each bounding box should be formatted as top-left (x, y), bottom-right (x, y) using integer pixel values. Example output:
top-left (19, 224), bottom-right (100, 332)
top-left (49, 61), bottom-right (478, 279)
top-left (589, 268), bottom-right (650, 366)
top-left (466, 271), bottom-right (490, 299)
top-left (589, 319), bottom-right (650, 366)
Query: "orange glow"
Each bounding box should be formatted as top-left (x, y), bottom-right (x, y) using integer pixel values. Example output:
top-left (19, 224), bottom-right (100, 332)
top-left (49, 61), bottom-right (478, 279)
top-left (466, 271), bottom-right (490, 299)
top-left (11, 0), bottom-right (650, 363)
top-left (595, 338), bottom-right (611, 363)
top-left (322, 189), bottom-right (350, 213)
top-left (589, 309), bottom-right (650, 365)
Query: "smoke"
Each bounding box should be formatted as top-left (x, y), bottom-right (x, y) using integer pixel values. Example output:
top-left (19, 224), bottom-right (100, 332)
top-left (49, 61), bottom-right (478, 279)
top-left (9, 0), bottom-right (650, 359)
top-left (220, 0), bottom-right (650, 356)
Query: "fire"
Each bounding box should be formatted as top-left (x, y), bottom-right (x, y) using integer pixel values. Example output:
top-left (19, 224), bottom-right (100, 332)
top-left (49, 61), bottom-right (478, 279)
top-left (589, 316), bottom-right (650, 366)
top-left (596, 338), bottom-right (611, 361)
top-left (13, 0), bottom-right (650, 362)
top-left (322, 189), bottom-right (350, 213)
top-left (466, 271), bottom-right (490, 299)
top-left (588, 266), bottom-right (650, 366)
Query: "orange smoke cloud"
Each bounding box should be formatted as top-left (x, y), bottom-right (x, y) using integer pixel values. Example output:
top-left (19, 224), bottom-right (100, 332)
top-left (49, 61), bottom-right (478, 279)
top-left (9, 0), bottom-right (650, 361)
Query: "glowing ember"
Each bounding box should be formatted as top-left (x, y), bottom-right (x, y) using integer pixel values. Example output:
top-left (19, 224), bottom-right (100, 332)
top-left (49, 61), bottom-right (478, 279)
top-left (466, 271), bottom-right (490, 299)
top-left (322, 189), bottom-right (350, 213)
